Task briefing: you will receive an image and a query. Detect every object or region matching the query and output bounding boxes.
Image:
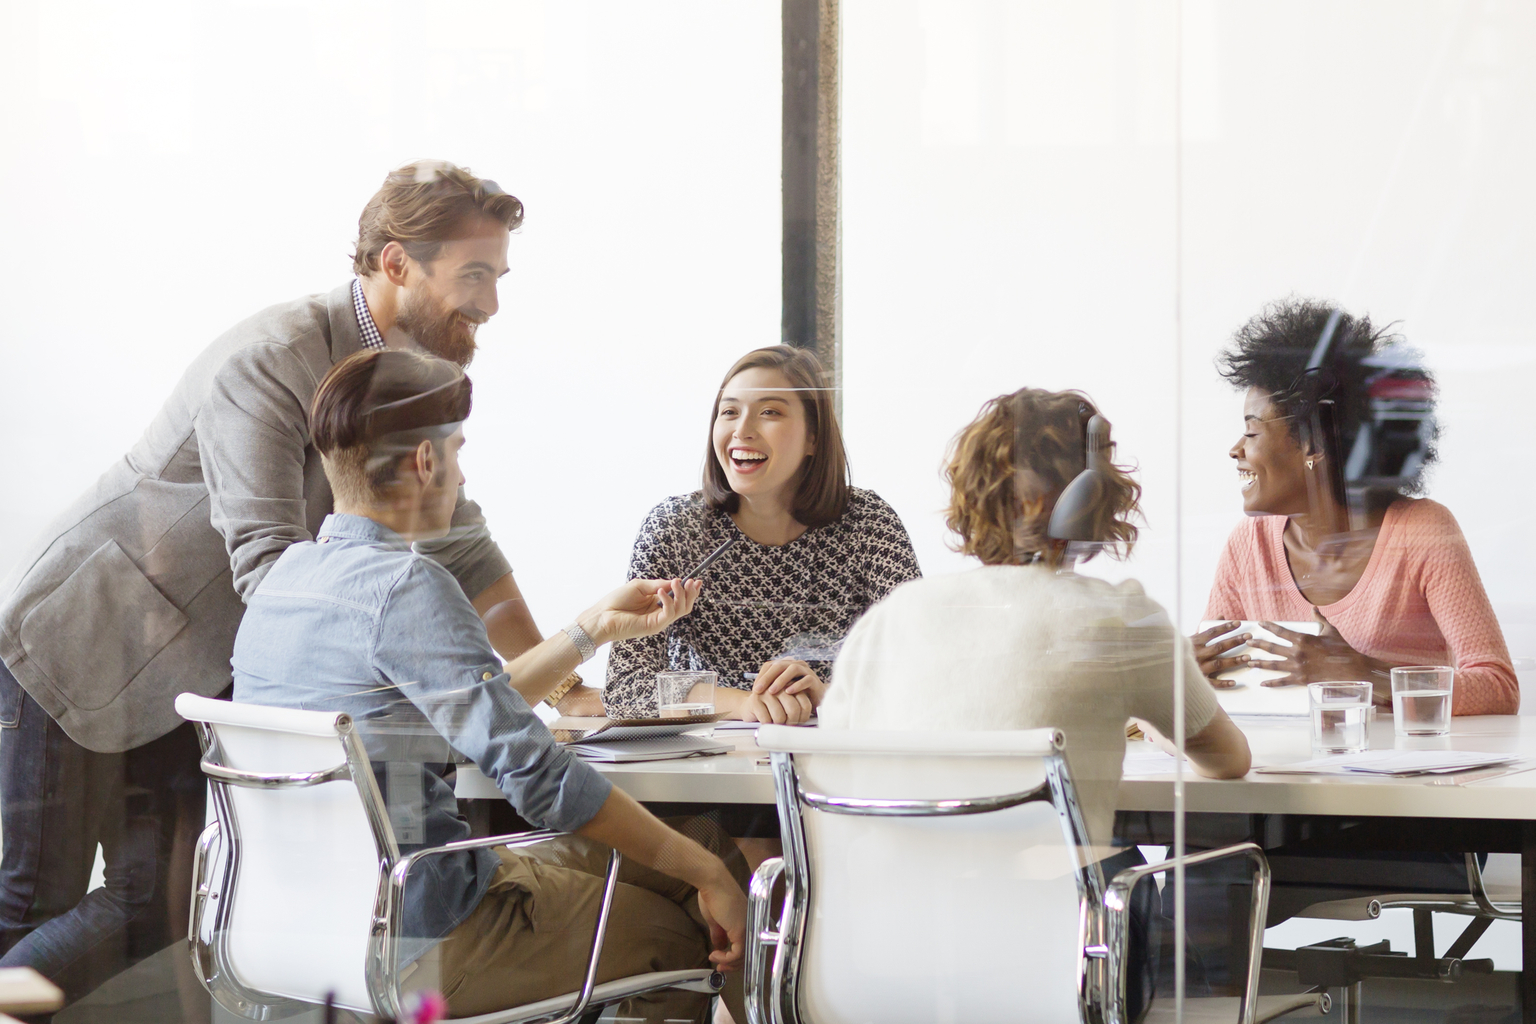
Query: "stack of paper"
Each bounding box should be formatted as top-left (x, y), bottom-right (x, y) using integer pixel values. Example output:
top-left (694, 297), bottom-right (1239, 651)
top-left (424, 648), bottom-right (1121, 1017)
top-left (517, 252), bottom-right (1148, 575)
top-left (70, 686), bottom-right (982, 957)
top-left (1256, 750), bottom-right (1521, 777)
top-left (1214, 681), bottom-right (1311, 718)
top-left (712, 718), bottom-right (819, 732)
top-left (1121, 750), bottom-right (1185, 777)
top-left (548, 716), bottom-right (731, 763)
top-left (566, 734), bottom-right (730, 763)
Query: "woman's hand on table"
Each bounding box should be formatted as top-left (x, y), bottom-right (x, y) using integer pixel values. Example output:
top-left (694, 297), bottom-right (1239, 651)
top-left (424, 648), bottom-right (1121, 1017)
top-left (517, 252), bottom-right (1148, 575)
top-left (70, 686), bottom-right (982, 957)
top-left (1191, 620), bottom-right (1246, 687)
top-left (715, 685), bottom-right (814, 724)
top-left (1248, 613), bottom-right (1392, 701)
top-left (753, 659), bottom-right (826, 707)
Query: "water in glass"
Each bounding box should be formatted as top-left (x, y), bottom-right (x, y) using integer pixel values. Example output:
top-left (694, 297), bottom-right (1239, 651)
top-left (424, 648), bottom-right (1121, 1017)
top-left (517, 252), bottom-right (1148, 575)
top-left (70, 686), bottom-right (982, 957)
top-left (658, 702), bottom-right (715, 719)
top-left (1390, 666), bottom-right (1455, 738)
top-left (1393, 688), bottom-right (1452, 736)
top-left (1312, 703), bottom-right (1369, 755)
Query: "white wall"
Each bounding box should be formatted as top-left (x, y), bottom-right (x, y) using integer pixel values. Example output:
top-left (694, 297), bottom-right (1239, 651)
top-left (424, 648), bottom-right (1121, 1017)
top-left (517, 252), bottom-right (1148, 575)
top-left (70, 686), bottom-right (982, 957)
top-left (842, 0), bottom-right (1536, 667)
top-left (5, 0), bottom-right (1535, 673)
top-left (0, 0), bottom-right (781, 681)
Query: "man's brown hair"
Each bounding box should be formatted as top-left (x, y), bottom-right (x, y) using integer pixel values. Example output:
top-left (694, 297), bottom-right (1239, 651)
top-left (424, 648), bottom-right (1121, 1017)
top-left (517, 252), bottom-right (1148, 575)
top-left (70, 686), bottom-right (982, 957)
top-left (944, 388), bottom-right (1140, 565)
top-left (352, 160), bottom-right (524, 276)
top-left (311, 349), bottom-right (473, 505)
top-left (701, 346), bottom-right (850, 529)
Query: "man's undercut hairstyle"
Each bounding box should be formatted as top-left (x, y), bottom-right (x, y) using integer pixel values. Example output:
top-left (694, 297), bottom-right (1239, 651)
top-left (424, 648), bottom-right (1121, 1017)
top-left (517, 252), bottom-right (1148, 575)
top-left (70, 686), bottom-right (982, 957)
top-left (353, 160), bottom-right (524, 277)
top-left (701, 345), bottom-right (851, 529)
top-left (311, 349), bottom-right (473, 505)
top-left (945, 388), bottom-right (1140, 566)
top-left (1217, 296), bottom-right (1438, 498)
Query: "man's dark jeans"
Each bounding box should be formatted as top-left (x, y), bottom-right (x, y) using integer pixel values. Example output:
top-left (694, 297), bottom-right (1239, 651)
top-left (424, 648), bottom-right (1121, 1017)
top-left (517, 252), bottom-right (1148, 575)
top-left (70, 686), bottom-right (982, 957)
top-left (0, 659), bottom-right (204, 1004)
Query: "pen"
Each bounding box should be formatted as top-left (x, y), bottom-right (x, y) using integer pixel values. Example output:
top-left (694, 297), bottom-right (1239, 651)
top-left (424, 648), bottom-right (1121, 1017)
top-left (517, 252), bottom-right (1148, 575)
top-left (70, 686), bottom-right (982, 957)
top-left (687, 536), bottom-right (738, 579)
top-left (660, 537), bottom-right (738, 603)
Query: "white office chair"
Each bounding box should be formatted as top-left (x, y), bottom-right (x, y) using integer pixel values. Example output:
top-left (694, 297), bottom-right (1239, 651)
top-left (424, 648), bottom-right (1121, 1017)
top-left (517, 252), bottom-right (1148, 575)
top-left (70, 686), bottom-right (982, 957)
top-left (176, 693), bottom-right (723, 1024)
top-left (745, 725), bottom-right (1325, 1024)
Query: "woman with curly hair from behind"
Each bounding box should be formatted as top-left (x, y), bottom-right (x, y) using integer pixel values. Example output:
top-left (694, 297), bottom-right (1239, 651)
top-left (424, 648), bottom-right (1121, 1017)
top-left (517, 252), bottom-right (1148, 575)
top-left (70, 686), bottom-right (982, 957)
top-left (820, 387), bottom-right (1251, 1021)
top-left (822, 386), bottom-right (1250, 839)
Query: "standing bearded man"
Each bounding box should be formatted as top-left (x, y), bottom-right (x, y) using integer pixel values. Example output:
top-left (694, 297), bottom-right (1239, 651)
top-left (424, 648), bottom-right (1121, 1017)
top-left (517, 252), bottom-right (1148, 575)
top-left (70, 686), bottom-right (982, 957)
top-left (0, 161), bottom-right (575, 1002)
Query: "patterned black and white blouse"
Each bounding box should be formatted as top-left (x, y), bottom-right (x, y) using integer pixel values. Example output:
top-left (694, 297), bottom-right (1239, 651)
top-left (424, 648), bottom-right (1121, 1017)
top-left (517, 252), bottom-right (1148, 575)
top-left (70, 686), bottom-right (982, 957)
top-left (602, 488), bottom-right (922, 718)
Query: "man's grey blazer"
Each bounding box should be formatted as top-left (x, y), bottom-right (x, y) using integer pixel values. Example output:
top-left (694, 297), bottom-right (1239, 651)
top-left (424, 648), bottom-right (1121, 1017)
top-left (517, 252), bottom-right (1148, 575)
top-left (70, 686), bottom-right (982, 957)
top-left (0, 283), bottom-right (511, 752)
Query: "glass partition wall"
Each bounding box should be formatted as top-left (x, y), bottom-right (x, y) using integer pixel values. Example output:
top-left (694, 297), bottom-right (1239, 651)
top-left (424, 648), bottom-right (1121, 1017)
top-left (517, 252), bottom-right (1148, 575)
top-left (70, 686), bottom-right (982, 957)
top-left (0, 3), bottom-right (781, 1023)
top-left (1181, 6), bottom-right (1535, 1018)
top-left (2, 0), bottom-right (1534, 1021)
top-left (845, 0), bottom-right (1535, 1020)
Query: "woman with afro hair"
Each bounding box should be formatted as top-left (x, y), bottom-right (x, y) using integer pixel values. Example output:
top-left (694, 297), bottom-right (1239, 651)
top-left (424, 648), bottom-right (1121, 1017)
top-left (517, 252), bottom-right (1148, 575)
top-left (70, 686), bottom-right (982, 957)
top-left (1195, 297), bottom-right (1516, 716)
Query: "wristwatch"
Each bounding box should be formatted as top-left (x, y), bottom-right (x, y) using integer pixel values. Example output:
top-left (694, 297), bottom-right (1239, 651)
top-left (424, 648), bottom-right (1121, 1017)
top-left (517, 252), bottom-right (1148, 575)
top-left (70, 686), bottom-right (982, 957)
top-left (562, 622), bottom-right (597, 663)
top-left (544, 671), bottom-right (582, 708)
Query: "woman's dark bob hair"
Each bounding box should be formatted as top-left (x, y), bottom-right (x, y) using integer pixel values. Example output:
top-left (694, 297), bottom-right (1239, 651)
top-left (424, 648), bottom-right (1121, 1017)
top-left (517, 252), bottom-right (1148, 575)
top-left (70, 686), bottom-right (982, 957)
top-left (701, 346), bottom-right (851, 529)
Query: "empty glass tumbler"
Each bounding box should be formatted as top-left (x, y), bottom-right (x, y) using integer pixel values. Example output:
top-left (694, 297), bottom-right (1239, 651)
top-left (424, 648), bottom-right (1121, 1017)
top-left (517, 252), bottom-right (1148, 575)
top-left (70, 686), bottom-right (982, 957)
top-left (1391, 666), bottom-right (1455, 737)
top-left (655, 670), bottom-right (716, 718)
top-left (1309, 681), bottom-right (1372, 755)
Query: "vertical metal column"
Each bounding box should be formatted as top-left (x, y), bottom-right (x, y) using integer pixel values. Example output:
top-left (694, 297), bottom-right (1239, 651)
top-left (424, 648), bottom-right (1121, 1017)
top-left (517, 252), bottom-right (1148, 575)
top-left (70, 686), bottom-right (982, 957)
top-left (782, 0), bottom-right (841, 417)
top-left (1523, 821), bottom-right (1535, 1020)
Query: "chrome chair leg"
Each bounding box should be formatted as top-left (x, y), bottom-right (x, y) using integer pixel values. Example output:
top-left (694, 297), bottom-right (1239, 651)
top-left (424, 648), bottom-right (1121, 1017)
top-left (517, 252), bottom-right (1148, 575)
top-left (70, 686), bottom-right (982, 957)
top-left (1341, 981), bottom-right (1362, 1024)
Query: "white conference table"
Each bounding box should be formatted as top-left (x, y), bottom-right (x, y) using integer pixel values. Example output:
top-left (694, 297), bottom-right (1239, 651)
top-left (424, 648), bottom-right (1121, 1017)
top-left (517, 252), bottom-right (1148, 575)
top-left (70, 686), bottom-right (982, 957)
top-left (456, 714), bottom-right (1536, 819)
top-left (456, 712), bottom-right (1536, 1006)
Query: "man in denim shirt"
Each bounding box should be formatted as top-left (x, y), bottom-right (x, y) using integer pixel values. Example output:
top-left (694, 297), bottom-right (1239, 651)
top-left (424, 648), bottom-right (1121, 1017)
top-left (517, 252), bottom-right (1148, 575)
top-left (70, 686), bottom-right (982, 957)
top-left (232, 349), bottom-right (747, 1022)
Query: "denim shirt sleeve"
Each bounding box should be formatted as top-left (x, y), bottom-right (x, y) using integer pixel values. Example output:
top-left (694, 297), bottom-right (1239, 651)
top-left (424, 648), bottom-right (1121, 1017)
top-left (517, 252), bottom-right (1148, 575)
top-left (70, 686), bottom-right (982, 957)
top-left (373, 557), bottom-right (611, 832)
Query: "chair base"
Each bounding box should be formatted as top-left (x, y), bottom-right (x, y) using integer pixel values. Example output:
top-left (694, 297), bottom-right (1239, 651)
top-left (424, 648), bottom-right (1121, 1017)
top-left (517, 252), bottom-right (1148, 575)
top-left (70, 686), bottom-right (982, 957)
top-left (1296, 892), bottom-right (1520, 922)
top-left (1143, 991), bottom-right (1326, 1023)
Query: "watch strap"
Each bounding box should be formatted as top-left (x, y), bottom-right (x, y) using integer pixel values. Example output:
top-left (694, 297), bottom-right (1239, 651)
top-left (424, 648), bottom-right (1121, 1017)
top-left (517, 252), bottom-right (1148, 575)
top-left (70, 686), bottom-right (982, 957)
top-left (562, 622), bottom-right (597, 663)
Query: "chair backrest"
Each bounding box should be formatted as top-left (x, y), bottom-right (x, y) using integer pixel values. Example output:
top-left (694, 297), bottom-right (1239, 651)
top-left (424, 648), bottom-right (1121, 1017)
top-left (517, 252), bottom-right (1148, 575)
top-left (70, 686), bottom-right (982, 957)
top-left (756, 726), bottom-right (1100, 1024)
top-left (177, 693), bottom-right (396, 1015)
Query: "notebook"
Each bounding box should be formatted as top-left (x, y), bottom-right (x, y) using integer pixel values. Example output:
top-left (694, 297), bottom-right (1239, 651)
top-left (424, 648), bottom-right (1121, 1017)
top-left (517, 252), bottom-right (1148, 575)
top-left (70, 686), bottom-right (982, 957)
top-left (565, 734), bottom-right (731, 763)
top-left (548, 715), bottom-right (724, 743)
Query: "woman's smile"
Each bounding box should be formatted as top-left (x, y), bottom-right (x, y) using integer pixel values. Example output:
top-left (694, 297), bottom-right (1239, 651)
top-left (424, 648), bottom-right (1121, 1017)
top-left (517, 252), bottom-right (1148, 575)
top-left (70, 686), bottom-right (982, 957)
top-left (727, 446), bottom-right (769, 474)
top-left (1232, 387), bottom-right (1311, 516)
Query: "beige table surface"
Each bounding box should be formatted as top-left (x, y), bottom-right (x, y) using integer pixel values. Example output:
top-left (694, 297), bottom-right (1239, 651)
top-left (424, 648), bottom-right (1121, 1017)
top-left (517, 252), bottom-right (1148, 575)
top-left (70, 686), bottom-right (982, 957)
top-left (455, 714), bottom-right (1536, 819)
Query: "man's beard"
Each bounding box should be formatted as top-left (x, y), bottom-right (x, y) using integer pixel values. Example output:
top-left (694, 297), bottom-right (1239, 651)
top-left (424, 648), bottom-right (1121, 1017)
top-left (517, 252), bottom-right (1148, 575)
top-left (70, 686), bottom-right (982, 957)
top-left (395, 287), bottom-right (481, 367)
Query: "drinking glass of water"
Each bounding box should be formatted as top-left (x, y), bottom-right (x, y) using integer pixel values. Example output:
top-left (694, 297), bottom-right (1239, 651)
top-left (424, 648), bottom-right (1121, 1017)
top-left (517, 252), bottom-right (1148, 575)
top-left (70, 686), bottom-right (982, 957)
top-left (656, 671), bottom-right (716, 719)
top-left (1391, 666), bottom-right (1455, 737)
top-left (1308, 681), bottom-right (1372, 754)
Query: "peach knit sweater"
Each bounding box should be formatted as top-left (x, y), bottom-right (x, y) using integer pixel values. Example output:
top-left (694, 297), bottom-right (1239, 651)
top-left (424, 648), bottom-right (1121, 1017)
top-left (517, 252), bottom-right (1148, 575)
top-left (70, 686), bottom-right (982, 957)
top-left (1204, 498), bottom-right (1518, 716)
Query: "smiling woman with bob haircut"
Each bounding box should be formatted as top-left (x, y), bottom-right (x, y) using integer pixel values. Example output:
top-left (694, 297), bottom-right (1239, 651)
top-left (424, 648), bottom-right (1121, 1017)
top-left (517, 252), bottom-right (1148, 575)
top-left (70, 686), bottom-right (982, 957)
top-left (600, 345), bottom-right (921, 723)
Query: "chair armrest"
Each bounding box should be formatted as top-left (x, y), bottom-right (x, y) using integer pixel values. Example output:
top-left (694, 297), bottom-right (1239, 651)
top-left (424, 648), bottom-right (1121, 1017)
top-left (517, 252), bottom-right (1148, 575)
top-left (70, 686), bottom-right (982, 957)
top-left (1465, 853), bottom-right (1521, 921)
top-left (1101, 842), bottom-right (1270, 1024)
top-left (188, 821), bottom-right (222, 994)
top-left (378, 829), bottom-right (622, 1024)
top-left (745, 857), bottom-right (786, 1024)
top-left (390, 828), bottom-right (563, 878)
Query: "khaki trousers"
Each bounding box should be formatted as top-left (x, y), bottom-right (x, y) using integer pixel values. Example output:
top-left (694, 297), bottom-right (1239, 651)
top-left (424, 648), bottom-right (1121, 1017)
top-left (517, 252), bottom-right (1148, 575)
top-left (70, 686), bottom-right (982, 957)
top-left (435, 817), bottom-right (749, 1023)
